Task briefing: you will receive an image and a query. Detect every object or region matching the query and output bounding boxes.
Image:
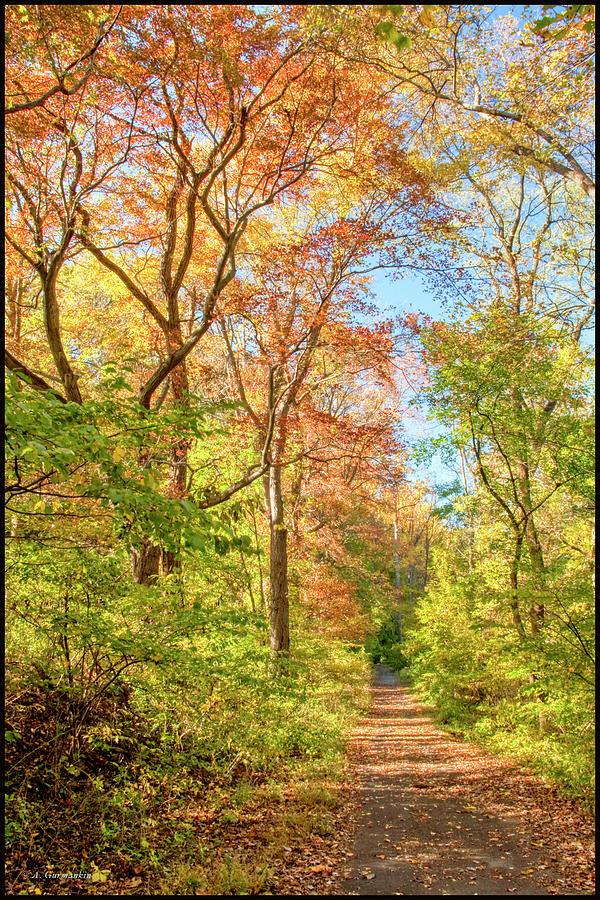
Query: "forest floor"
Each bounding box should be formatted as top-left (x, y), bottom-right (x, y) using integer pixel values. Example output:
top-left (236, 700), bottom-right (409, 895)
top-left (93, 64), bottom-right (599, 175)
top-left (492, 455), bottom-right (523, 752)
top-left (275, 664), bottom-right (594, 896)
top-left (8, 665), bottom-right (594, 895)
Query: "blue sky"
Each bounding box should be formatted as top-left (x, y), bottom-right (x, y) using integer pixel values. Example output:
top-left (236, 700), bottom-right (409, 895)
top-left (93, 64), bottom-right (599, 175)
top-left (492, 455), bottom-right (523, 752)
top-left (364, 4), bottom-right (580, 491)
top-left (369, 268), bottom-right (455, 489)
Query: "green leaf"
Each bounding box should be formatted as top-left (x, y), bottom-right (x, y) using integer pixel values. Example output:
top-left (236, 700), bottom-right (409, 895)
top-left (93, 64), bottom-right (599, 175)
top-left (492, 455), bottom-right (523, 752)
top-left (392, 33), bottom-right (411, 50)
top-left (112, 446), bottom-right (127, 464)
top-left (184, 533), bottom-right (206, 551)
top-left (375, 20), bottom-right (395, 38)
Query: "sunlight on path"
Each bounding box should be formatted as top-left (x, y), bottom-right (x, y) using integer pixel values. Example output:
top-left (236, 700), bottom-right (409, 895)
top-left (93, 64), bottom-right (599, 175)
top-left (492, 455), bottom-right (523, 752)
top-left (339, 665), bottom-right (593, 896)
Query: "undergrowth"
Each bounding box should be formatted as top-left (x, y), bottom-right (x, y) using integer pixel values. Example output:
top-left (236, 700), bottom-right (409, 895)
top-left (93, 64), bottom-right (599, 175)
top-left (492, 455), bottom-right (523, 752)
top-left (366, 604), bottom-right (595, 812)
top-left (5, 597), bottom-right (370, 895)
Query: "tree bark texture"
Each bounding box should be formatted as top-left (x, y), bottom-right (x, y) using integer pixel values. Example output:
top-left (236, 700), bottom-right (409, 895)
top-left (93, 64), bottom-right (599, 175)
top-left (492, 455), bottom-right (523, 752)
top-left (132, 539), bottom-right (161, 585)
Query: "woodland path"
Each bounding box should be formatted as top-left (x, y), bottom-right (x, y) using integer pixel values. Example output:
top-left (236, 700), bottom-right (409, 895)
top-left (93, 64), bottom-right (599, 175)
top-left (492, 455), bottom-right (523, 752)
top-left (331, 665), bottom-right (594, 896)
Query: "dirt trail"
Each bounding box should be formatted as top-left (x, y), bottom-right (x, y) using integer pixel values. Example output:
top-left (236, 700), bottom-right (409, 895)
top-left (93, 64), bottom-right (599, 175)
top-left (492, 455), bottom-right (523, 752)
top-left (336, 665), bottom-right (594, 896)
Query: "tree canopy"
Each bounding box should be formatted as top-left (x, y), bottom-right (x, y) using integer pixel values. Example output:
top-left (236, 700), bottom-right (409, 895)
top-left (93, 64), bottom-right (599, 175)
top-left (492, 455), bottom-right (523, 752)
top-left (5, 4), bottom-right (594, 894)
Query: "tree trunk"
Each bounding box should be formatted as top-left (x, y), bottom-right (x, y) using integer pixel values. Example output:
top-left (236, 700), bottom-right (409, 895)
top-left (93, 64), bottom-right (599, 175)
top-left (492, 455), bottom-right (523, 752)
top-left (161, 337), bottom-right (189, 579)
top-left (267, 464), bottom-right (289, 660)
top-left (132, 539), bottom-right (161, 585)
top-left (43, 269), bottom-right (83, 404)
top-left (525, 517), bottom-right (546, 633)
top-left (516, 460), bottom-right (546, 632)
top-left (509, 530), bottom-right (526, 637)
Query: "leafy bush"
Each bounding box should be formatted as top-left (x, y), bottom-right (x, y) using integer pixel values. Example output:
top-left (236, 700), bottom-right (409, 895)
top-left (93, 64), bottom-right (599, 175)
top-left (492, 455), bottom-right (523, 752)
top-left (405, 540), bottom-right (595, 806)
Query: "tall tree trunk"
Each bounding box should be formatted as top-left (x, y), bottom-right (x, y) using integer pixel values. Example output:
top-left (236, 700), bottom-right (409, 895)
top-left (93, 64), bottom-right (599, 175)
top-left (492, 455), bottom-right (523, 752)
top-left (161, 336), bottom-right (189, 579)
top-left (515, 458), bottom-right (546, 632)
top-left (267, 463), bottom-right (289, 660)
top-left (524, 514), bottom-right (546, 632)
top-left (509, 530), bottom-right (526, 638)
